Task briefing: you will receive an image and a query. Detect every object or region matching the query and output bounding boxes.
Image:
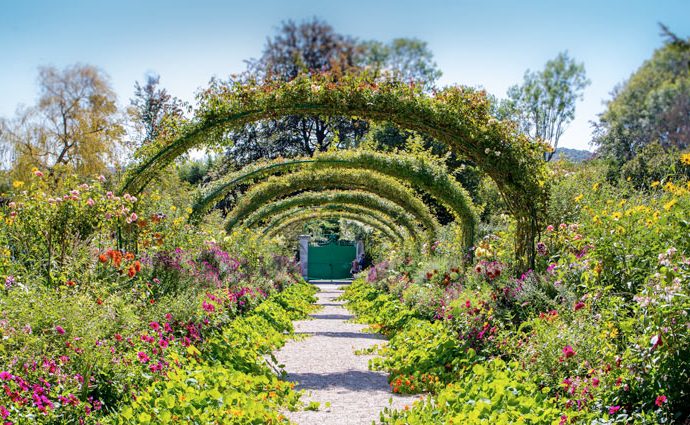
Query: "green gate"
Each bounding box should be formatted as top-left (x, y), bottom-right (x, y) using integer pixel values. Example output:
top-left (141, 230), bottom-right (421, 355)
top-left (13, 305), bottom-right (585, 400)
top-left (308, 238), bottom-right (356, 280)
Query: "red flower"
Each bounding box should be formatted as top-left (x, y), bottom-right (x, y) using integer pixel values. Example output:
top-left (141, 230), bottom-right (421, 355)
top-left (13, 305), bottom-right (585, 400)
top-left (655, 395), bottom-right (667, 407)
top-left (573, 301), bottom-right (585, 311)
top-left (562, 345), bottom-right (576, 359)
top-left (650, 334), bottom-right (663, 351)
top-left (128, 267), bottom-right (136, 278)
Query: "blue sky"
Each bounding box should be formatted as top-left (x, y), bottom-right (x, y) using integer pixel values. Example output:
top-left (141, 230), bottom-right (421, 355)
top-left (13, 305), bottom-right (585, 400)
top-left (1, 0), bottom-right (688, 150)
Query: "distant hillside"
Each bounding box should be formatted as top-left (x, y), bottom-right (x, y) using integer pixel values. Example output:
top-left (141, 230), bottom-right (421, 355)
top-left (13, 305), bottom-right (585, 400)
top-left (554, 147), bottom-right (593, 162)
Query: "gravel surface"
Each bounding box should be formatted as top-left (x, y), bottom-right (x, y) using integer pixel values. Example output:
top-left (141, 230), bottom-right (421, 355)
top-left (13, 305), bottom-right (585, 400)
top-left (275, 281), bottom-right (413, 425)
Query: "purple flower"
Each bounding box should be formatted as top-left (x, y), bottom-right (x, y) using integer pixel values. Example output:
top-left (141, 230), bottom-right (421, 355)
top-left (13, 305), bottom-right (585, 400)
top-left (4, 275), bottom-right (15, 290)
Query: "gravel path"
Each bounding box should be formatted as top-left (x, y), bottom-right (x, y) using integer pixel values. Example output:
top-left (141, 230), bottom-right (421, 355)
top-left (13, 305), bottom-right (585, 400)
top-left (275, 281), bottom-right (412, 425)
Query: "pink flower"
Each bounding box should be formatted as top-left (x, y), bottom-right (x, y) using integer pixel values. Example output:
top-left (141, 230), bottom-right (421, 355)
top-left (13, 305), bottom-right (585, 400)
top-left (546, 225), bottom-right (555, 232)
top-left (655, 395), bottom-right (667, 407)
top-left (149, 322), bottom-right (160, 331)
top-left (55, 326), bottom-right (66, 335)
top-left (559, 223), bottom-right (567, 230)
top-left (126, 213), bottom-right (138, 224)
top-left (33, 170), bottom-right (44, 177)
top-left (562, 345), bottom-right (576, 359)
top-left (159, 339), bottom-right (168, 349)
top-left (0, 405), bottom-right (8, 419)
top-left (98, 175), bottom-right (106, 182)
top-left (609, 405), bottom-right (621, 415)
top-left (137, 352), bottom-right (149, 363)
top-left (592, 377), bottom-right (600, 387)
top-left (202, 301), bottom-right (215, 313)
top-left (87, 198), bottom-right (95, 207)
top-left (559, 415), bottom-right (568, 425)
top-left (0, 371), bottom-right (12, 380)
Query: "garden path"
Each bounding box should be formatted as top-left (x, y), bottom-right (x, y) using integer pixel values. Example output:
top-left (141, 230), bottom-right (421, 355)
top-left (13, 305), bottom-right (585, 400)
top-left (275, 281), bottom-right (412, 425)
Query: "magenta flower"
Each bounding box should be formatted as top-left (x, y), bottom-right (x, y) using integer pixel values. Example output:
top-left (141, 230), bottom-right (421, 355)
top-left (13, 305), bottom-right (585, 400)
top-left (609, 405), bottom-right (621, 415)
top-left (562, 345), bottom-right (576, 359)
top-left (55, 326), bottom-right (66, 335)
top-left (137, 352), bottom-right (149, 363)
top-left (574, 301), bottom-right (585, 311)
top-left (650, 334), bottom-right (663, 351)
top-left (0, 405), bottom-right (8, 419)
top-left (0, 371), bottom-right (12, 380)
top-left (591, 377), bottom-right (600, 387)
top-left (655, 395), bottom-right (667, 407)
top-left (149, 322), bottom-right (160, 331)
top-left (159, 339), bottom-right (169, 349)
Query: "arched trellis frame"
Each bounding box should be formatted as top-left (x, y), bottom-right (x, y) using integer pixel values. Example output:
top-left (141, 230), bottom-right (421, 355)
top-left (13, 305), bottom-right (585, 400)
top-left (190, 150), bottom-right (479, 251)
top-left (121, 74), bottom-right (548, 268)
top-left (242, 190), bottom-right (422, 244)
top-left (224, 169), bottom-right (439, 243)
top-left (263, 209), bottom-right (403, 246)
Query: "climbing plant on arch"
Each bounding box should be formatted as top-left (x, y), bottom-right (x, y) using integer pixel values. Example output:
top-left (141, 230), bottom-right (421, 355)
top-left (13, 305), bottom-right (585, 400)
top-left (121, 74), bottom-right (548, 267)
top-left (263, 207), bottom-right (406, 246)
top-left (263, 210), bottom-right (403, 246)
top-left (241, 190), bottom-right (422, 243)
top-left (224, 169), bottom-right (439, 243)
top-left (189, 150), bottom-right (479, 251)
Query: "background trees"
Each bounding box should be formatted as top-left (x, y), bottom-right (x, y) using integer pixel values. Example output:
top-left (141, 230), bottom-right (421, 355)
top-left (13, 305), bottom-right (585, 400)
top-left (502, 52), bottom-right (590, 161)
top-left (224, 18), bottom-right (443, 167)
top-left (593, 25), bottom-right (690, 165)
top-left (0, 64), bottom-right (123, 180)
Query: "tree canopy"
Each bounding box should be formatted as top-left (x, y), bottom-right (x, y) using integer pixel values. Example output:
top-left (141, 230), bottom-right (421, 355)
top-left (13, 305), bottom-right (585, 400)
top-left (593, 26), bottom-right (690, 163)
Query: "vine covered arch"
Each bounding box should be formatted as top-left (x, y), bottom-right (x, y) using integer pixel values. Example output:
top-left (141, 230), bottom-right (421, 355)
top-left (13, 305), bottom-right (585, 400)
top-left (122, 74), bottom-right (547, 267)
top-left (190, 150), bottom-right (479, 250)
top-left (224, 169), bottom-right (439, 243)
top-left (262, 208), bottom-right (406, 246)
top-left (242, 190), bottom-right (422, 243)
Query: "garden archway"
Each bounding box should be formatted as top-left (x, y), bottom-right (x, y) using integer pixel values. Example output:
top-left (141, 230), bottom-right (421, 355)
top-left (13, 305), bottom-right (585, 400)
top-left (121, 74), bottom-right (547, 267)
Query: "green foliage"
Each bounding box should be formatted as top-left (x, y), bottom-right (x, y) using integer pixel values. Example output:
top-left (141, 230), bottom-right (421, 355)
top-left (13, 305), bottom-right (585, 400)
top-left (264, 208), bottom-right (405, 247)
top-left (122, 72), bottom-right (548, 267)
top-left (190, 150), bottom-right (479, 251)
top-left (594, 28), bottom-right (690, 163)
top-left (223, 168), bottom-right (439, 243)
top-left (380, 359), bottom-right (576, 425)
top-left (244, 190), bottom-right (419, 241)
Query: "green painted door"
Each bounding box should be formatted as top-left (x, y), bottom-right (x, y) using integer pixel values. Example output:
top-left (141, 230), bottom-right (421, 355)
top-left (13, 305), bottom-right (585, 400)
top-left (308, 241), bottom-right (356, 280)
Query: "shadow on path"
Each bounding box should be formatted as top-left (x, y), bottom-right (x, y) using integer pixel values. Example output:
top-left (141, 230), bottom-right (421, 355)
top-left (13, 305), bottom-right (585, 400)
top-left (294, 331), bottom-right (386, 340)
top-left (288, 370), bottom-right (392, 392)
top-left (309, 314), bottom-right (353, 320)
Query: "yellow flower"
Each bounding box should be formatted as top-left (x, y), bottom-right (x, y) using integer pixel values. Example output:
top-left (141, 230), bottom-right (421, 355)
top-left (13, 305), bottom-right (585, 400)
top-left (664, 199), bottom-right (677, 211)
top-left (592, 182), bottom-right (600, 191)
top-left (574, 194), bottom-right (584, 203)
top-left (651, 181), bottom-right (661, 188)
top-left (12, 180), bottom-right (24, 189)
top-left (611, 212), bottom-right (622, 220)
top-left (619, 199), bottom-right (626, 207)
top-left (681, 153), bottom-right (690, 165)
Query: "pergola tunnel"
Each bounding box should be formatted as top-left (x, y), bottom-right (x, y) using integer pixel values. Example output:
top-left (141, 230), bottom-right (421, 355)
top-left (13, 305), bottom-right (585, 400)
top-left (120, 74), bottom-right (548, 269)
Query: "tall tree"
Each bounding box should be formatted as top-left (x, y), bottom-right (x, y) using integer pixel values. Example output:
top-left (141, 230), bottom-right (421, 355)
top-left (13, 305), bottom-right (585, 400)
top-left (128, 73), bottom-right (185, 149)
top-left (225, 18), bottom-right (442, 167)
top-left (361, 38), bottom-right (441, 89)
top-left (504, 52), bottom-right (590, 161)
top-left (1, 64), bottom-right (123, 179)
top-left (226, 18), bottom-right (366, 166)
top-left (593, 25), bottom-right (690, 163)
